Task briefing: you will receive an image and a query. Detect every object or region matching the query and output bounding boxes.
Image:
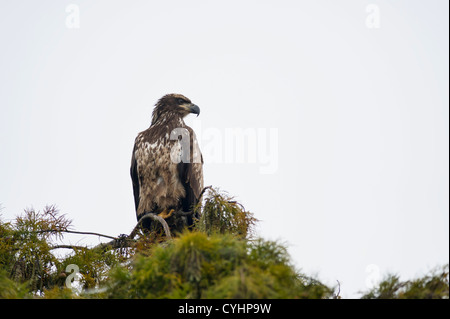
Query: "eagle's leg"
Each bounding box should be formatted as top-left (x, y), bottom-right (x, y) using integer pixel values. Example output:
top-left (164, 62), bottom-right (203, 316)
top-left (158, 208), bottom-right (175, 219)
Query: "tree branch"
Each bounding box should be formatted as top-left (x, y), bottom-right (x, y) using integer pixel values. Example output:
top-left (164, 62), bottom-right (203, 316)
top-left (43, 211), bottom-right (177, 252)
top-left (87, 213), bottom-right (175, 251)
top-left (129, 213), bottom-right (172, 240)
top-left (40, 187), bottom-right (213, 252)
top-left (198, 185), bottom-right (212, 200)
top-left (50, 244), bottom-right (87, 250)
top-left (37, 229), bottom-right (118, 240)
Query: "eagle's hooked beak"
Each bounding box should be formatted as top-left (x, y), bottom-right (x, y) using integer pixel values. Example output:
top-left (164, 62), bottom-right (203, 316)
top-left (188, 104), bottom-right (200, 117)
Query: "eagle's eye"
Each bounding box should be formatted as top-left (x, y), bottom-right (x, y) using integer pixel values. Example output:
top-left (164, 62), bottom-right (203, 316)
top-left (177, 98), bottom-right (186, 105)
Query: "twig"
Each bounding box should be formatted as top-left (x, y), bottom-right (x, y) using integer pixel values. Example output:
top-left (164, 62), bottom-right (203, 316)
top-left (334, 280), bottom-right (341, 299)
top-left (50, 244), bottom-right (88, 250)
top-left (228, 201), bottom-right (246, 211)
top-left (37, 229), bottom-right (118, 240)
top-left (198, 185), bottom-right (212, 200)
top-left (65, 230), bottom-right (117, 240)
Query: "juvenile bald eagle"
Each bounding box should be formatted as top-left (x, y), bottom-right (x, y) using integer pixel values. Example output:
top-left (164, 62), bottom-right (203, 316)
top-left (130, 94), bottom-right (203, 230)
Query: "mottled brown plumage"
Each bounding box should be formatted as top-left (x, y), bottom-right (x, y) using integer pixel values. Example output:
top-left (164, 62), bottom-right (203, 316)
top-left (130, 94), bottom-right (203, 229)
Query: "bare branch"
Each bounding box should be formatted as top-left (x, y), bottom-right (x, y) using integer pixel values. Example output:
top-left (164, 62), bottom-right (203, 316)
top-left (50, 244), bottom-right (87, 250)
top-left (198, 185), bottom-right (212, 201)
top-left (334, 280), bottom-right (341, 299)
top-left (132, 213), bottom-right (172, 240)
top-left (37, 229), bottom-right (118, 240)
top-left (41, 211), bottom-right (176, 253)
top-left (61, 230), bottom-right (118, 240)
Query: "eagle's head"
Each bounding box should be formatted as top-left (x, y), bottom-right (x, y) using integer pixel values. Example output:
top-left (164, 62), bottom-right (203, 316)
top-left (151, 94), bottom-right (200, 125)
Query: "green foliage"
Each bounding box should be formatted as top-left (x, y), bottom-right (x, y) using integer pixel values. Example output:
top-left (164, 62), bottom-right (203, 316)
top-left (61, 247), bottom-right (120, 291)
top-left (195, 188), bottom-right (257, 238)
top-left (361, 265), bottom-right (449, 299)
top-left (107, 232), bottom-right (332, 299)
top-left (0, 206), bottom-right (71, 293)
top-left (0, 205), bottom-right (123, 297)
top-left (0, 269), bottom-right (31, 299)
top-left (0, 190), bottom-right (448, 299)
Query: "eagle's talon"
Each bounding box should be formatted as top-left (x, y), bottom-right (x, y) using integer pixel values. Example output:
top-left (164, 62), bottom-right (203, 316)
top-left (158, 209), bottom-right (175, 219)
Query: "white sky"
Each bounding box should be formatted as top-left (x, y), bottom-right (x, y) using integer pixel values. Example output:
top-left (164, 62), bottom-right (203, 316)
top-left (0, 0), bottom-right (448, 298)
